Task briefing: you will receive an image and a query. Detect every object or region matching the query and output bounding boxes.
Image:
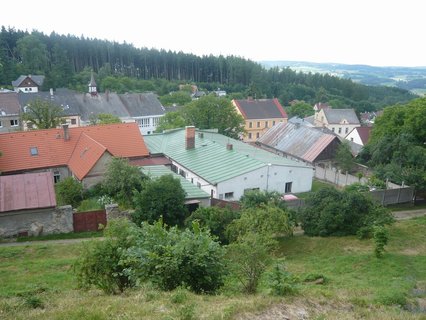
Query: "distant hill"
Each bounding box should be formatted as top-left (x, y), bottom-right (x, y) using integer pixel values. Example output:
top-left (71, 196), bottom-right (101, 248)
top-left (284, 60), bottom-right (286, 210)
top-left (260, 61), bottom-right (426, 96)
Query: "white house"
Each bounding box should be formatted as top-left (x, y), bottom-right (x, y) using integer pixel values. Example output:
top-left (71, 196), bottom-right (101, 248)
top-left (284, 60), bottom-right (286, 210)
top-left (144, 127), bottom-right (314, 200)
top-left (12, 75), bottom-right (45, 93)
top-left (345, 126), bottom-right (372, 146)
top-left (314, 108), bottom-right (360, 138)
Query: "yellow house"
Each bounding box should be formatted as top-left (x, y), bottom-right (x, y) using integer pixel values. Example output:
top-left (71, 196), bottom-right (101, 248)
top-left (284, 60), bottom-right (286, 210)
top-left (232, 98), bottom-right (288, 142)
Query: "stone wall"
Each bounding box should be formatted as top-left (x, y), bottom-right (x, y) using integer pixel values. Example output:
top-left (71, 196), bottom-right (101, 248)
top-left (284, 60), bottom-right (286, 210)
top-left (105, 204), bottom-right (131, 220)
top-left (0, 205), bottom-right (73, 238)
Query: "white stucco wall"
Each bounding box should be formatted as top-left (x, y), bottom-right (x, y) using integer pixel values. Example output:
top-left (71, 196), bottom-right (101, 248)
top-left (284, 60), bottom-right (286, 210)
top-left (170, 160), bottom-right (313, 201)
top-left (345, 129), bottom-right (363, 145)
top-left (136, 115), bottom-right (164, 135)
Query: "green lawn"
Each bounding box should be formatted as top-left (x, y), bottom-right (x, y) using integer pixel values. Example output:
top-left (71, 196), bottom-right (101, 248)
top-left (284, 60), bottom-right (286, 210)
top-left (0, 217), bottom-right (425, 319)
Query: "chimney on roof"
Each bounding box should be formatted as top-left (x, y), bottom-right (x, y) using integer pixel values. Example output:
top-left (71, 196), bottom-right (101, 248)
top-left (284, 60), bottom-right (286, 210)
top-left (62, 124), bottom-right (70, 141)
top-left (226, 143), bottom-right (233, 151)
top-left (198, 132), bottom-right (204, 139)
top-left (185, 126), bottom-right (195, 150)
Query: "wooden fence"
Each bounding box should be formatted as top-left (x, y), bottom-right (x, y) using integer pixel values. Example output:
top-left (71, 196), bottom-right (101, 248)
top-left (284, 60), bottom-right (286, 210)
top-left (73, 210), bottom-right (107, 232)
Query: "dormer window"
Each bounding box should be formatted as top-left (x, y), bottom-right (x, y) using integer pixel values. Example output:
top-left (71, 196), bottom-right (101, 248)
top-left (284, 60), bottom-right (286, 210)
top-left (30, 147), bottom-right (38, 156)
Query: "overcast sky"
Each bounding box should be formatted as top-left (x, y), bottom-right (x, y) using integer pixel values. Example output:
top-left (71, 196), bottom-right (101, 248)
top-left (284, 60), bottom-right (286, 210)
top-left (1, 0), bottom-right (424, 67)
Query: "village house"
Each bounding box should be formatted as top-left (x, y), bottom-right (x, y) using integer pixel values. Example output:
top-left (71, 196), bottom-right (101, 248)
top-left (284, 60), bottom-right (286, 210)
top-left (0, 92), bottom-right (21, 133)
top-left (12, 75), bottom-right (45, 93)
top-left (314, 108), bottom-right (360, 138)
top-left (257, 122), bottom-right (341, 165)
top-left (144, 127), bottom-right (313, 201)
top-left (345, 126), bottom-right (372, 146)
top-left (232, 98), bottom-right (288, 142)
top-left (0, 123), bottom-right (149, 188)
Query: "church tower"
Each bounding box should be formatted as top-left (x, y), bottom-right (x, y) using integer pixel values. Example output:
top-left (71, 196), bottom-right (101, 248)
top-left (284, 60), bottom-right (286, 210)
top-left (88, 71), bottom-right (97, 96)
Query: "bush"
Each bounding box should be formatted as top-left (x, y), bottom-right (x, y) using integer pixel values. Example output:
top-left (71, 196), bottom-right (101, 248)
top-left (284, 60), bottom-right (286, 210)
top-left (265, 262), bottom-right (299, 296)
top-left (55, 177), bottom-right (83, 208)
top-left (373, 225), bottom-right (389, 258)
top-left (123, 220), bottom-right (226, 293)
top-left (226, 204), bottom-right (293, 243)
top-left (73, 219), bottom-right (139, 294)
top-left (77, 198), bottom-right (103, 212)
top-left (299, 187), bottom-right (393, 237)
top-left (132, 174), bottom-right (188, 227)
top-left (240, 190), bottom-right (286, 210)
top-left (226, 233), bottom-right (274, 294)
top-left (185, 206), bottom-right (240, 244)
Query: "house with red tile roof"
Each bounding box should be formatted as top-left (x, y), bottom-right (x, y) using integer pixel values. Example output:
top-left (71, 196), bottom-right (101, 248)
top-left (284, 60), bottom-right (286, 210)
top-left (345, 126), bottom-right (372, 146)
top-left (232, 98), bottom-right (288, 142)
top-left (0, 122), bottom-right (149, 188)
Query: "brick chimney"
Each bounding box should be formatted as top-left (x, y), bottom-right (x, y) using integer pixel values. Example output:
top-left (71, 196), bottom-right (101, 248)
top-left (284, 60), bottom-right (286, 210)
top-left (185, 126), bottom-right (195, 149)
top-left (62, 124), bottom-right (70, 141)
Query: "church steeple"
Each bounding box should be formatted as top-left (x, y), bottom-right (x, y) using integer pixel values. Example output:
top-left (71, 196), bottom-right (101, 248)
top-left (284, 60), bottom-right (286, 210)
top-left (88, 71), bottom-right (97, 96)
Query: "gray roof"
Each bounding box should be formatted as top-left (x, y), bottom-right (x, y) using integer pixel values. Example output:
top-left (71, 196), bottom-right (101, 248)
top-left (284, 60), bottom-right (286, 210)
top-left (0, 92), bottom-right (20, 115)
top-left (288, 116), bottom-right (314, 127)
top-left (234, 98), bottom-right (287, 120)
top-left (17, 89), bottom-right (165, 120)
top-left (12, 75), bottom-right (45, 87)
top-left (258, 122), bottom-right (340, 163)
top-left (323, 109), bottom-right (360, 125)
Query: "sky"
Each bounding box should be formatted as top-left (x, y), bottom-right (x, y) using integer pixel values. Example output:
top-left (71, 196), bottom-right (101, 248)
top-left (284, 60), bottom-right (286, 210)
top-left (1, 0), bottom-right (424, 67)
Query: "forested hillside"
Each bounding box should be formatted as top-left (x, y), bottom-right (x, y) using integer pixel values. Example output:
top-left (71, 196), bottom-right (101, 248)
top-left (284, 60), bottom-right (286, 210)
top-left (0, 27), bottom-right (415, 112)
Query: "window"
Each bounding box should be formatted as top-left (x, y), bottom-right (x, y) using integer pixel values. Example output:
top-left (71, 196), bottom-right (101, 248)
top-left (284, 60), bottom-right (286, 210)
top-left (265, 121), bottom-right (268, 128)
top-left (10, 119), bottom-right (18, 126)
top-left (224, 192), bottom-right (234, 199)
top-left (285, 182), bottom-right (293, 193)
top-left (71, 118), bottom-right (77, 125)
top-left (171, 164), bottom-right (178, 173)
top-left (249, 122), bottom-right (252, 128)
top-left (345, 127), bottom-right (349, 134)
top-left (53, 170), bottom-right (60, 183)
top-left (257, 121), bottom-right (260, 128)
top-left (332, 127), bottom-right (335, 132)
top-left (248, 133), bottom-right (252, 139)
top-left (191, 178), bottom-right (194, 183)
top-left (179, 168), bottom-right (186, 178)
top-left (138, 118), bottom-right (150, 127)
top-left (153, 117), bottom-right (161, 126)
top-left (338, 127), bottom-right (342, 134)
top-left (256, 132), bottom-right (260, 139)
top-left (0, 120), bottom-right (2, 127)
top-left (272, 120), bottom-right (275, 126)
top-left (351, 137), bottom-right (354, 142)
top-left (30, 147), bottom-right (38, 156)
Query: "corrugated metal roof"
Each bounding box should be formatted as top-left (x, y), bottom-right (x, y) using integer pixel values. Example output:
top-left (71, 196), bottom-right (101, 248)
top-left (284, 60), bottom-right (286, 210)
top-left (141, 165), bottom-right (210, 200)
top-left (0, 172), bottom-right (56, 212)
top-left (258, 122), bottom-right (339, 163)
top-left (144, 128), bottom-right (309, 184)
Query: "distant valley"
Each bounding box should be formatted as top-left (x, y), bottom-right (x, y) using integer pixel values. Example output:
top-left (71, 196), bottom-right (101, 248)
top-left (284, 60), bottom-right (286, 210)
top-left (261, 61), bottom-right (426, 96)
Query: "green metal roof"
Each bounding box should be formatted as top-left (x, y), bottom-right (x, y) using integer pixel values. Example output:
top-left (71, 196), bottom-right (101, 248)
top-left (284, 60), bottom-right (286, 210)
top-left (144, 129), bottom-right (311, 185)
top-left (141, 165), bottom-right (210, 199)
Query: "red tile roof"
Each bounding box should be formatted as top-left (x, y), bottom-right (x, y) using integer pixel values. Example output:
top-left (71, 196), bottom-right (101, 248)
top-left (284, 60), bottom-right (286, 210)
top-left (0, 172), bottom-right (56, 212)
top-left (0, 123), bottom-right (149, 178)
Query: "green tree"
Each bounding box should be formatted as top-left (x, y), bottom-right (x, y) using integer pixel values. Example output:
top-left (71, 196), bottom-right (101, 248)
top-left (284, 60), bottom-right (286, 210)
top-left (300, 187), bottom-right (393, 237)
top-left (160, 91), bottom-right (192, 106)
top-left (132, 174), bottom-right (187, 226)
top-left (55, 177), bottom-right (83, 208)
top-left (89, 113), bottom-right (121, 125)
top-left (185, 206), bottom-right (240, 244)
top-left (334, 141), bottom-right (355, 172)
top-left (102, 157), bottom-right (146, 207)
top-left (16, 34), bottom-right (48, 74)
top-left (182, 95), bottom-right (245, 139)
top-left (286, 101), bottom-right (314, 118)
top-left (73, 219), bottom-right (139, 294)
top-left (21, 99), bottom-right (64, 129)
top-left (123, 220), bottom-right (226, 293)
top-left (240, 189), bottom-right (286, 210)
top-left (155, 111), bottom-right (186, 132)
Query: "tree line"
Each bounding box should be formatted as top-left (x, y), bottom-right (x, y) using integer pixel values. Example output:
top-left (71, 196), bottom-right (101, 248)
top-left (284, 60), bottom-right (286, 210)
top-left (0, 27), bottom-right (415, 112)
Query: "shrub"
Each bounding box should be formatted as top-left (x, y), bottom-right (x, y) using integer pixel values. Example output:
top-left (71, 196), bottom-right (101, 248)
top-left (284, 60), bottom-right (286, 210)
top-left (299, 187), bottom-right (393, 237)
top-left (185, 206), bottom-right (240, 244)
top-left (55, 177), bottom-right (83, 208)
top-left (226, 233), bottom-right (274, 294)
top-left (77, 198), bottom-right (103, 212)
top-left (132, 174), bottom-right (188, 227)
top-left (73, 219), bottom-right (139, 294)
top-left (226, 204), bottom-right (293, 243)
top-left (265, 262), bottom-right (299, 296)
top-left (240, 190), bottom-right (286, 210)
top-left (373, 225), bottom-right (389, 258)
top-left (123, 220), bottom-right (226, 293)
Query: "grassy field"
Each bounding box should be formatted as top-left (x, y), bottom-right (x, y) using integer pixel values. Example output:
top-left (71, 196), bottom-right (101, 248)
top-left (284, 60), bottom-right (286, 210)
top-left (0, 217), bottom-right (425, 319)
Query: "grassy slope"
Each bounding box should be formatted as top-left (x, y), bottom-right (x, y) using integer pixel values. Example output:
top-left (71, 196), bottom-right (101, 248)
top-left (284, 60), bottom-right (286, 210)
top-left (0, 217), bottom-right (425, 319)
